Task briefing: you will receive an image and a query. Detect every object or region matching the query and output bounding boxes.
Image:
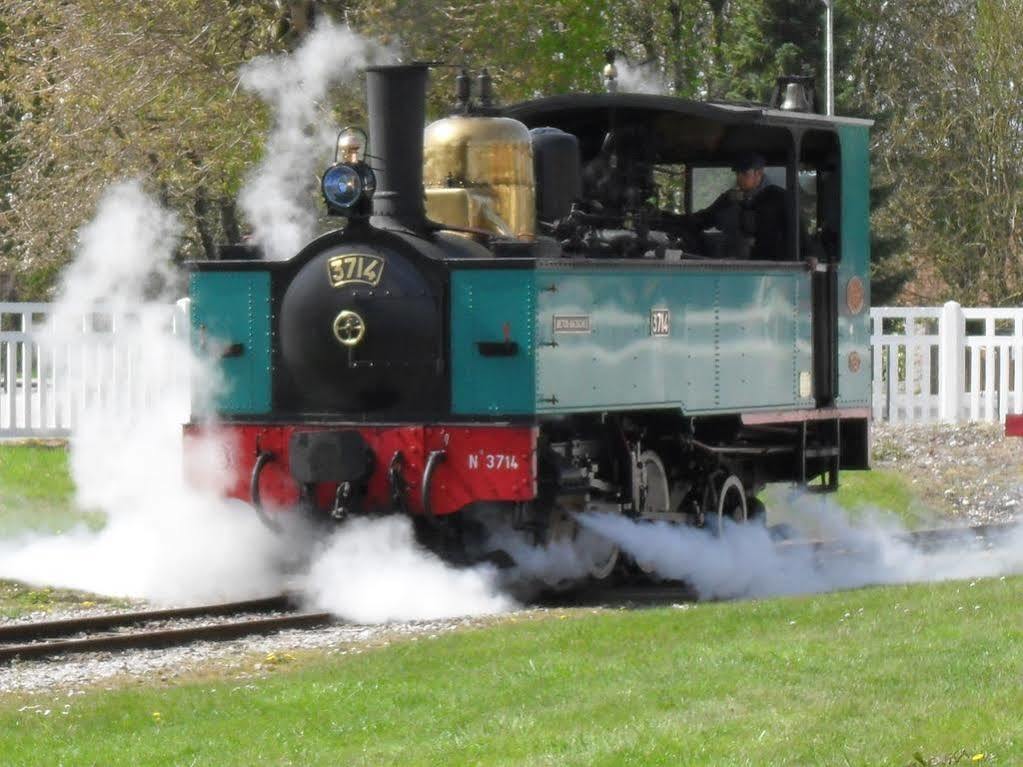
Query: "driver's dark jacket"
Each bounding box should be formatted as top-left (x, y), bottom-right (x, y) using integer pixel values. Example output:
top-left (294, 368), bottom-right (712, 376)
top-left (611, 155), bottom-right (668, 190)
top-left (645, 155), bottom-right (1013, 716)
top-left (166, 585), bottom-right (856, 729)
top-left (687, 182), bottom-right (787, 260)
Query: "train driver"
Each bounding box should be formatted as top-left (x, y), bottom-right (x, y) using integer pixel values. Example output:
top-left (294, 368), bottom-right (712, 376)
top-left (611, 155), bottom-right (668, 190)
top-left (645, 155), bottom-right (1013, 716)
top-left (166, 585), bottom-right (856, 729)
top-left (667, 153), bottom-right (788, 260)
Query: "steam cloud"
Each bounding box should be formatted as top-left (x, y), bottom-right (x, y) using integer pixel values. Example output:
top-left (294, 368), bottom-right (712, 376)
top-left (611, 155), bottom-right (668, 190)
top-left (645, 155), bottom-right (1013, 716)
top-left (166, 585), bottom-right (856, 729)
top-left (303, 517), bottom-right (513, 623)
top-left (0, 181), bottom-right (296, 603)
top-left (616, 60), bottom-right (671, 96)
top-left (578, 498), bottom-right (1023, 601)
top-left (0, 29), bottom-right (513, 621)
top-left (238, 20), bottom-right (394, 260)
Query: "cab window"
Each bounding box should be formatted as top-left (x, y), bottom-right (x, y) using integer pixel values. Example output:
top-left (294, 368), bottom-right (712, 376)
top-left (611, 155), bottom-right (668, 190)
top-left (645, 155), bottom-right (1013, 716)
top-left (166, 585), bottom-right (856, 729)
top-left (689, 165), bottom-right (788, 213)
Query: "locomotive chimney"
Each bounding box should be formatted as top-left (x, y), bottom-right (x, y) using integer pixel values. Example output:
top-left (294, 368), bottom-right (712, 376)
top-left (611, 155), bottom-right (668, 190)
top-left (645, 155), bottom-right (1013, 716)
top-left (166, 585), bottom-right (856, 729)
top-left (365, 63), bottom-right (430, 231)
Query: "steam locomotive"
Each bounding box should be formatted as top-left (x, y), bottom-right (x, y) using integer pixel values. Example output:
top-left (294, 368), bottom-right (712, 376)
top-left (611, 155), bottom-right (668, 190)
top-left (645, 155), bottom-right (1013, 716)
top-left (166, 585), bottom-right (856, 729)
top-left (186, 62), bottom-right (871, 576)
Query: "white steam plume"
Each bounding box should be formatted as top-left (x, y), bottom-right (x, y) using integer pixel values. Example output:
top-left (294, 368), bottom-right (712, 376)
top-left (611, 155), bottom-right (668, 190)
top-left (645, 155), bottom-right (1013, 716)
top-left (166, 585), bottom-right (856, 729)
top-left (45, 181), bottom-right (182, 323)
top-left (579, 498), bottom-right (1023, 601)
top-left (0, 181), bottom-right (300, 604)
top-left (238, 20), bottom-right (393, 260)
top-left (301, 516), bottom-right (515, 623)
top-left (0, 35), bottom-right (520, 620)
top-left (478, 510), bottom-right (615, 590)
top-left (0, 181), bottom-right (517, 617)
top-left (616, 60), bottom-right (671, 96)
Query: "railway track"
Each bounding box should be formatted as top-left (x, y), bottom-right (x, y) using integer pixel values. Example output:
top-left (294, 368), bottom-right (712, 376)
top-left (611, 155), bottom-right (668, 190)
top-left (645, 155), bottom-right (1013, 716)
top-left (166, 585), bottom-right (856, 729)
top-left (546, 521), bottom-right (1019, 607)
top-left (0, 595), bottom-right (334, 665)
top-left (540, 581), bottom-right (698, 607)
top-left (900, 521), bottom-right (1016, 547)
top-left (777, 520), bottom-right (1017, 554)
top-left (2, 522), bottom-right (1015, 664)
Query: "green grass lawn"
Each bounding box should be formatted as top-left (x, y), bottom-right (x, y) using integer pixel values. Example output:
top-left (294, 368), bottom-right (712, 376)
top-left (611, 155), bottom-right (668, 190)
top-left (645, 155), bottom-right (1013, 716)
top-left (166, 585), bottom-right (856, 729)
top-left (0, 443), bottom-right (103, 536)
top-left (0, 581), bottom-right (126, 620)
top-left (0, 444), bottom-right (113, 617)
top-left (1, 576), bottom-right (1019, 766)
top-left (765, 468), bottom-right (938, 534)
top-left (836, 469), bottom-right (921, 518)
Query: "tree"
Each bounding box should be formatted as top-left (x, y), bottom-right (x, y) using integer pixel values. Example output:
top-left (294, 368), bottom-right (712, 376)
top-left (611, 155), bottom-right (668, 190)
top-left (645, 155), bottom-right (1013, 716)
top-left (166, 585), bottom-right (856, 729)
top-left (2, 0), bottom-right (618, 294)
top-left (0, 1), bottom-right (314, 295)
top-left (847, 0), bottom-right (1023, 305)
top-left (349, 0), bottom-right (617, 109)
top-left (6, 0), bottom-right (1017, 307)
top-left (0, 15), bottom-right (26, 299)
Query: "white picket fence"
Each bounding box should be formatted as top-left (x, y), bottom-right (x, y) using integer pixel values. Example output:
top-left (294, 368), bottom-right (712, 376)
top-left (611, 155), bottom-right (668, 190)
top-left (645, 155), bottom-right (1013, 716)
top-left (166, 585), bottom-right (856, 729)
top-left (0, 302), bottom-right (190, 439)
top-left (0, 300), bottom-right (1018, 438)
top-left (871, 301), bottom-right (1023, 425)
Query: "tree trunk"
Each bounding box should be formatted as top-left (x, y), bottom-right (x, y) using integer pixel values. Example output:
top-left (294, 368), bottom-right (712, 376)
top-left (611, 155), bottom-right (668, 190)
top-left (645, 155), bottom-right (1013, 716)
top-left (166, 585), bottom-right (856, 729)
top-left (193, 187), bottom-right (217, 261)
top-left (668, 2), bottom-right (685, 95)
top-left (220, 197), bottom-right (241, 246)
top-left (0, 271), bottom-right (17, 302)
top-left (707, 0), bottom-right (727, 98)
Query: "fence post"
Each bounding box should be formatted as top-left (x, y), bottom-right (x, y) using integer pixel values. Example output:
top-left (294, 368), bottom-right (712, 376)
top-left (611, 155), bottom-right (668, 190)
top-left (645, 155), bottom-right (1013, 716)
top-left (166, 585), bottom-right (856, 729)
top-left (939, 300), bottom-right (964, 423)
top-left (174, 298), bottom-right (192, 424)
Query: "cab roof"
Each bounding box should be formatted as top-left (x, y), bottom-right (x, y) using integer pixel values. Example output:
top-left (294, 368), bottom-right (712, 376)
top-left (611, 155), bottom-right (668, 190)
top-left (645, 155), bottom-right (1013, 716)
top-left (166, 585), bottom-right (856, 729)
top-left (501, 92), bottom-right (872, 166)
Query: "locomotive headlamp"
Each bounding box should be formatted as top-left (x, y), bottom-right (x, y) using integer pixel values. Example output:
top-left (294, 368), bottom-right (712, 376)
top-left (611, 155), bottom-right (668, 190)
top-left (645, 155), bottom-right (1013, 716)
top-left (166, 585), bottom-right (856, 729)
top-left (322, 127), bottom-right (375, 215)
top-left (322, 164), bottom-right (365, 209)
top-left (320, 161), bottom-right (377, 214)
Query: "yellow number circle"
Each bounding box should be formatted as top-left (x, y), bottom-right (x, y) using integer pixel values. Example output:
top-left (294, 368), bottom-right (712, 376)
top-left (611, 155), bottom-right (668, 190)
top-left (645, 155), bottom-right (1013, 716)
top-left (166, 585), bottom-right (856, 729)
top-left (333, 310), bottom-right (366, 347)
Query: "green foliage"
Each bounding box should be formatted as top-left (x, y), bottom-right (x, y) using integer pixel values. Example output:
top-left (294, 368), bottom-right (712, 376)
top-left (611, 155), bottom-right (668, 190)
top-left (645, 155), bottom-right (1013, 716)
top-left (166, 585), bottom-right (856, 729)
top-left (4, 0), bottom-right (1020, 303)
top-left (0, 0), bottom-right (296, 295)
top-left (724, 0), bottom-right (824, 101)
top-left (351, 0), bottom-right (616, 109)
top-left (0, 577), bottom-right (1019, 763)
top-left (0, 16), bottom-right (23, 295)
top-left (846, 0), bottom-right (1023, 305)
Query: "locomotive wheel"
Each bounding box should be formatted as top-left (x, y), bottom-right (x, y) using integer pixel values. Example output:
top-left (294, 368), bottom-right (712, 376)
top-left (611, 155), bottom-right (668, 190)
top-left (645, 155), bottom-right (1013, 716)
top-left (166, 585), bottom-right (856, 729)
top-left (703, 473), bottom-right (748, 534)
top-left (545, 507), bottom-right (620, 580)
top-left (633, 450), bottom-right (670, 574)
top-left (635, 450), bottom-right (671, 518)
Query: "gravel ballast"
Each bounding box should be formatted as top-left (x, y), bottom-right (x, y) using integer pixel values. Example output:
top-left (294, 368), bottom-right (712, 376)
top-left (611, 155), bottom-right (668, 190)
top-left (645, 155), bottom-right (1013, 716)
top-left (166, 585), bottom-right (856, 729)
top-left (0, 615), bottom-right (520, 696)
top-left (872, 423), bottom-right (1023, 524)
